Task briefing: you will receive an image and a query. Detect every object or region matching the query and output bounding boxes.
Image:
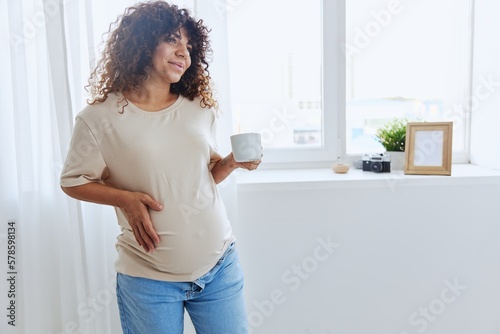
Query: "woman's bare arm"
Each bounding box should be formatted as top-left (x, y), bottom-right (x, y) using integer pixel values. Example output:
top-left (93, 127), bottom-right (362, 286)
top-left (210, 152), bottom-right (261, 184)
top-left (61, 183), bottom-right (163, 253)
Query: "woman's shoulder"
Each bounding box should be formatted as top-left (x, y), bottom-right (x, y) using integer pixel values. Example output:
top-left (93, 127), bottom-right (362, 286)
top-left (181, 95), bottom-right (218, 119)
top-left (182, 95), bottom-right (218, 114)
top-left (78, 94), bottom-right (124, 120)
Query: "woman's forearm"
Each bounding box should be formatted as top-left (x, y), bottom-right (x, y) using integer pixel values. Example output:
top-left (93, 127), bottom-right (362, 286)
top-left (61, 182), bottom-right (130, 208)
top-left (210, 154), bottom-right (238, 184)
top-left (210, 152), bottom-right (262, 184)
top-left (61, 182), bottom-right (164, 253)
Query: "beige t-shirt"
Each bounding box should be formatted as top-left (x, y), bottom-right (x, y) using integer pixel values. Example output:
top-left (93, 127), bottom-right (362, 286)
top-left (61, 94), bottom-right (235, 281)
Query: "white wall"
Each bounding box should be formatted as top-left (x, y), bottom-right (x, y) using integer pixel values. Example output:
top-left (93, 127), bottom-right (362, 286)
top-left (236, 174), bottom-right (500, 333)
top-left (470, 0), bottom-right (500, 169)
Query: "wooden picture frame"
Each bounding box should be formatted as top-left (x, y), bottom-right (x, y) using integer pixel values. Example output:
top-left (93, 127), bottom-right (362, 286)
top-left (404, 122), bottom-right (453, 175)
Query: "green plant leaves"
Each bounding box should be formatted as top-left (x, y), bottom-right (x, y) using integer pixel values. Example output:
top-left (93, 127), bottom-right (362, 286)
top-left (375, 118), bottom-right (408, 152)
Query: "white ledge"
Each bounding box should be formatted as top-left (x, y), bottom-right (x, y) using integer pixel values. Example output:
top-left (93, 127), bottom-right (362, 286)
top-left (235, 164), bottom-right (500, 191)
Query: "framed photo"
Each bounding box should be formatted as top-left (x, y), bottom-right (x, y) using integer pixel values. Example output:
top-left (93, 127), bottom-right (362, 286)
top-left (404, 122), bottom-right (453, 175)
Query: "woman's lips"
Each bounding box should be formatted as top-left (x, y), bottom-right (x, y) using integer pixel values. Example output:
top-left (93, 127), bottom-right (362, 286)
top-left (169, 61), bottom-right (184, 70)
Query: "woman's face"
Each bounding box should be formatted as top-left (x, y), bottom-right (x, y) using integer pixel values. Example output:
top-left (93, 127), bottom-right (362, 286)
top-left (149, 28), bottom-right (192, 86)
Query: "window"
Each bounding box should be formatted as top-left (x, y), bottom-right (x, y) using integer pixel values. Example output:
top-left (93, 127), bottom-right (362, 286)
top-left (227, 0), bottom-right (322, 148)
top-left (226, 0), bottom-right (473, 165)
top-left (345, 0), bottom-right (472, 161)
top-left (226, 0), bottom-right (340, 165)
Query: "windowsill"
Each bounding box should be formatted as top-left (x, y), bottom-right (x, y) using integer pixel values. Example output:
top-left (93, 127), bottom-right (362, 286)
top-left (235, 164), bottom-right (500, 191)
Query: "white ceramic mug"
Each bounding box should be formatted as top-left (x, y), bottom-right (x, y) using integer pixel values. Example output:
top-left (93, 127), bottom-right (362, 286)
top-left (230, 133), bottom-right (262, 162)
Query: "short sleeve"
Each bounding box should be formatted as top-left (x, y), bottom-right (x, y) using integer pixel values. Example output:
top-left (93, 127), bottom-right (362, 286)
top-left (60, 116), bottom-right (108, 187)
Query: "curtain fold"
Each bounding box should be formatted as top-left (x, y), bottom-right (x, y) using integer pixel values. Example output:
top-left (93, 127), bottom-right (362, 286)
top-left (0, 1), bottom-right (232, 333)
top-left (0, 0), bottom-right (119, 333)
top-left (44, 2), bottom-right (95, 333)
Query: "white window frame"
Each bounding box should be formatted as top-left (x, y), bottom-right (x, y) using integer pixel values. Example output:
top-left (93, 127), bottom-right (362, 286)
top-left (260, 0), bottom-right (343, 169)
top-left (260, 0), bottom-right (472, 169)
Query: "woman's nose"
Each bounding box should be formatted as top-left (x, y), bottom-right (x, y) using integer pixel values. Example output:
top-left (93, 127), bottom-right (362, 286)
top-left (176, 45), bottom-right (189, 58)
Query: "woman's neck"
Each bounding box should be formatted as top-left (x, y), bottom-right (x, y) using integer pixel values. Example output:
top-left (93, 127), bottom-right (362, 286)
top-left (123, 83), bottom-right (178, 112)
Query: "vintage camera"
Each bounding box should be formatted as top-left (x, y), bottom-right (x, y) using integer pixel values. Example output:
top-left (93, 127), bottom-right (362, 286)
top-left (362, 153), bottom-right (391, 173)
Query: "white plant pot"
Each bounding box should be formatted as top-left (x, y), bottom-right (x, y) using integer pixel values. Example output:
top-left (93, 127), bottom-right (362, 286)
top-left (386, 151), bottom-right (405, 170)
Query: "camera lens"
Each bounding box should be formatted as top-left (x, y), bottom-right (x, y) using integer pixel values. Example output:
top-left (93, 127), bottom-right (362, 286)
top-left (371, 162), bottom-right (383, 173)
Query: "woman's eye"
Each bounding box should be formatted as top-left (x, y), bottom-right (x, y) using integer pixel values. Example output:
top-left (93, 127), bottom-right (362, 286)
top-left (163, 36), bottom-right (176, 44)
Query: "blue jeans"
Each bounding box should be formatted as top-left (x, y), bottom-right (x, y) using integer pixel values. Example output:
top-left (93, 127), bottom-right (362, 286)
top-left (116, 243), bottom-right (248, 334)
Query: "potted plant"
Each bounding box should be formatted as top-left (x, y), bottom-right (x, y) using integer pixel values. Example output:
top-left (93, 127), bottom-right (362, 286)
top-left (375, 118), bottom-right (408, 170)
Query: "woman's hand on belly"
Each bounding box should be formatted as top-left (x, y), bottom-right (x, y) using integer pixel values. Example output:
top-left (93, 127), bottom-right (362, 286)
top-left (118, 191), bottom-right (164, 253)
top-left (61, 182), bottom-right (164, 253)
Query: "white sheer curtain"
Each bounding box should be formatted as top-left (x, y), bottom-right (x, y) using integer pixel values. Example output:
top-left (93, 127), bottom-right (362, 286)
top-left (0, 0), bottom-right (233, 333)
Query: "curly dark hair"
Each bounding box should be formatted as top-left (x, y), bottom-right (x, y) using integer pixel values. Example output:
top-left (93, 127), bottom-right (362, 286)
top-left (87, 1), bottom-right (217, 109)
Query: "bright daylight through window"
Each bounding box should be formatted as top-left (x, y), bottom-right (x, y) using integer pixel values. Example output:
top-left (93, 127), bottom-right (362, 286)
top-left (227, 0), bottom-right (472, 159)
top-left (227, 0), bottom-right (322, 149)
top-left (345, 0), bottom-right (471, 155)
